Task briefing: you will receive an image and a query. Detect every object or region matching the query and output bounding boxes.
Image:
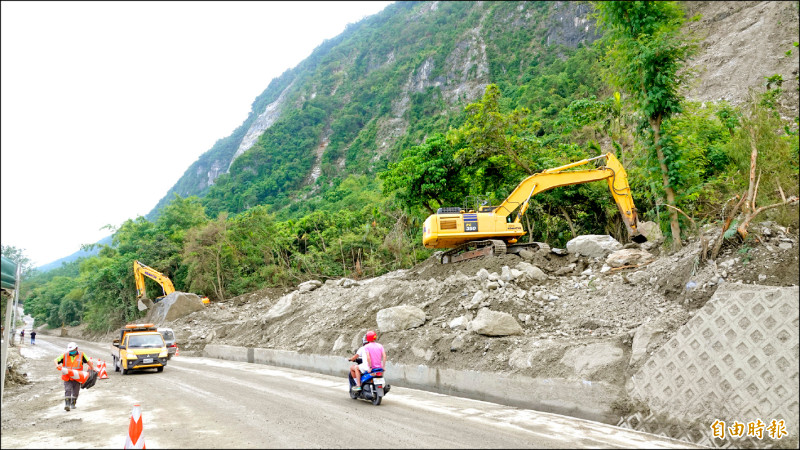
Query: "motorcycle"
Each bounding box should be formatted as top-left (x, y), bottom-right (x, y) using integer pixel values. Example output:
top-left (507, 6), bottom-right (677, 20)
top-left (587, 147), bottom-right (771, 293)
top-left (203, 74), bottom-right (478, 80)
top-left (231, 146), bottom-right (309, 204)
top-left (348, 358), bottom-right (390, 405)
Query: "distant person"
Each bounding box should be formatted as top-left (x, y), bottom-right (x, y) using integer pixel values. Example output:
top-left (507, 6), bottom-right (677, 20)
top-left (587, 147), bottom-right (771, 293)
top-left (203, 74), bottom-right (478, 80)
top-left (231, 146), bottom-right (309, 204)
top-left (54, 342), bottom-right (95, 411)
top-left (30, 330), bottom-right (37, 344)
top-left (19, 329), bottom-right (24, 344)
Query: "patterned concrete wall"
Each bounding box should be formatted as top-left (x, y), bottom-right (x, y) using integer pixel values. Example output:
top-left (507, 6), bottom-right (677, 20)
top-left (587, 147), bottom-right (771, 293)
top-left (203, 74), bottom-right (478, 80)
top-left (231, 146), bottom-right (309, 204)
top-left (628, 283), bottom-right (799, 438)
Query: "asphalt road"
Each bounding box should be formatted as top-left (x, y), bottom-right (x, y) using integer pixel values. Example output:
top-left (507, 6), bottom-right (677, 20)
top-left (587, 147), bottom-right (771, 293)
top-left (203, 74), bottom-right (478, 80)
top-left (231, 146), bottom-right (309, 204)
top-left (1, 333), bottom-right (699, 448)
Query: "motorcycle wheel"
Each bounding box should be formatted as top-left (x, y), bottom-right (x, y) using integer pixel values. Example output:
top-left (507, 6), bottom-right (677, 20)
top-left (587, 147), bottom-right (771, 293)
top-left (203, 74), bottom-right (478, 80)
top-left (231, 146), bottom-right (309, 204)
top-left (371, 394), bottom-right (382, 406)
top-left (349, 385), bottom-right (359, 399)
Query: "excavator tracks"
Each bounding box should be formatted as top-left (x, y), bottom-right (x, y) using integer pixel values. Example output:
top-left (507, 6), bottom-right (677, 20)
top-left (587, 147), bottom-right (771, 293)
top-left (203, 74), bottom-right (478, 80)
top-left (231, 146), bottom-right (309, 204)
top-left (440, 239), bottom-right (507, 264)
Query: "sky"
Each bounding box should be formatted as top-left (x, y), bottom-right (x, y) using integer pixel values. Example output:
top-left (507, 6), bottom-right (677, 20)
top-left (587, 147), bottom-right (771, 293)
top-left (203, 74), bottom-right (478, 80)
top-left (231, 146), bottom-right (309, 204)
top-left (1, 1), bottom-right (393, 268)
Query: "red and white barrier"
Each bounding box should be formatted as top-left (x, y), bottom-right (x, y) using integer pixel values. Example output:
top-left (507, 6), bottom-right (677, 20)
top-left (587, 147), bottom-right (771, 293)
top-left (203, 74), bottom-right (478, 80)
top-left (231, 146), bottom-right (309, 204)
top-left (124, 403), bottom-right (146, 449)
top-left (60, 367), bottom-right (89, 383)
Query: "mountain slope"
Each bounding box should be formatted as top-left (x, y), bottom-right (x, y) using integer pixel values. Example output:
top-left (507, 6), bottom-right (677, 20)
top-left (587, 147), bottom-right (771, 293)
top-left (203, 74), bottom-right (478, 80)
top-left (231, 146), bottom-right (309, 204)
top-left (146, 1), bottom-right (603, 220)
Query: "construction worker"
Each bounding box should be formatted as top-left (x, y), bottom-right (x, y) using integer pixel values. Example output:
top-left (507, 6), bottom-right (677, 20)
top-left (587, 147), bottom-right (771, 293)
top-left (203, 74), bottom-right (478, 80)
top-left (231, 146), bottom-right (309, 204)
top-left (54, 342), bottom-right (95, 411)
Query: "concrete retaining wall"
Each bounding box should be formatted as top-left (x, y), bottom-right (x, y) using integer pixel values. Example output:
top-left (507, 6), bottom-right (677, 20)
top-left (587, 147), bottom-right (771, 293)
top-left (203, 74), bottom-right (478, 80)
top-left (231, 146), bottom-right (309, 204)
top-left (628, 284), bottom-right (799, 437)
top-left (204, 343), bottom-right (623, 423)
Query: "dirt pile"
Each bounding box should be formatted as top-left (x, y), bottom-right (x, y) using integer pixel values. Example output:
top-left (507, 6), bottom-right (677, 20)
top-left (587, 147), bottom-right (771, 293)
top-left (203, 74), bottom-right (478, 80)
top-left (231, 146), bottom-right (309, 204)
top-left (156, 220), bottom-right (797, 390)
top-left (3, 346), bottom-right (30, 388)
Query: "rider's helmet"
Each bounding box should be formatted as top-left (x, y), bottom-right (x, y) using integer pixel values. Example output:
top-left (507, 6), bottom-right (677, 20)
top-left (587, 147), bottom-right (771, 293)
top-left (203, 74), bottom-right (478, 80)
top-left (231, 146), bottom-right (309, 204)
top-left (67, 342), bottom-right (78, 352)
top-left (365, 330), bottom-right (377, 342)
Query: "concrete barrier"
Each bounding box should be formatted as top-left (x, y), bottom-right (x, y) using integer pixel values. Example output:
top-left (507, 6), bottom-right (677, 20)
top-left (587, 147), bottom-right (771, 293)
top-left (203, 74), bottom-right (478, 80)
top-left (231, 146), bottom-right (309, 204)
top-left (204, 344), bottom-right (622, 423)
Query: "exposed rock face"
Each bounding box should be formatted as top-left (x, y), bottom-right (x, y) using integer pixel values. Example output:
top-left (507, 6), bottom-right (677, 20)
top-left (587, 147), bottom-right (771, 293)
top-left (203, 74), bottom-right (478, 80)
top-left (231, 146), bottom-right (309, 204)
top-left (566, 235), bottom-right (623, 258)
top-left (229, 81), bottom-right (295, 170)
top-left (545, 1), bottom-right (601, 47)
top-left (469, 308), bottom-right (523, 336)
top-left (377, 305), bottom-right (426, 332)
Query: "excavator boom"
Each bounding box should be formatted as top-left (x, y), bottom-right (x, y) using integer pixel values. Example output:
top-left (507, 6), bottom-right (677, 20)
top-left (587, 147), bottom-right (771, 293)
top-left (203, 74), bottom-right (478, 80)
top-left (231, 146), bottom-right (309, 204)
top-left (133, 260), bottom-right (175, 300)
top-left (422, 152), bottom-right (646, 262)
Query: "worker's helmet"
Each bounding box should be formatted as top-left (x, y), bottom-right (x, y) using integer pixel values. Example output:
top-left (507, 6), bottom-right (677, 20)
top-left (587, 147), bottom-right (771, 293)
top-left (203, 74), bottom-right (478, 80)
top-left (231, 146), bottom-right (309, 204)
top-left (67, 342), bottom-right (78, 351)
top-left (365, 330), bottom-right (377, 342)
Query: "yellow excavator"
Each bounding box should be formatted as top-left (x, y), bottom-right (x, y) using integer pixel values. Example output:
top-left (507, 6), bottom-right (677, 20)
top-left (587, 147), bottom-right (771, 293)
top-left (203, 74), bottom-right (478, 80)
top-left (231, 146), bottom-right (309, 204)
top-left (422, 152), bottom-right (647, 263)
top-left (133, 260), bottom-right (209, 307)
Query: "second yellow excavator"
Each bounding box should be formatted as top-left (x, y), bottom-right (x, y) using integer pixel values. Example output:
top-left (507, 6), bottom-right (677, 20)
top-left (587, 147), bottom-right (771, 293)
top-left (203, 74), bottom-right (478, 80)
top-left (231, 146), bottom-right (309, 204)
top-left (133, 260), bottom-right (209, 306)
top-left (422, 152), bottom-right (647, 263)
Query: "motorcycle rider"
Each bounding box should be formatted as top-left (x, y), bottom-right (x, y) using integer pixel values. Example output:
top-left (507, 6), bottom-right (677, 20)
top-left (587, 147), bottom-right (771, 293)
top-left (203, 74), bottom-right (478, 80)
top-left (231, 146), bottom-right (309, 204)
top-left (363, 330), bottom-right (386, 373)
top-left (348, 334), bottom-right (369, 392)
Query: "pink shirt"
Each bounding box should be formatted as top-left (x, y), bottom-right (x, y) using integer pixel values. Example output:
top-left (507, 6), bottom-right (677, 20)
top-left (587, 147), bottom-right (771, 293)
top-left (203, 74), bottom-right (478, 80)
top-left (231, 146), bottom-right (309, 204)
top-left (364, 342), bottom-right (385, 369)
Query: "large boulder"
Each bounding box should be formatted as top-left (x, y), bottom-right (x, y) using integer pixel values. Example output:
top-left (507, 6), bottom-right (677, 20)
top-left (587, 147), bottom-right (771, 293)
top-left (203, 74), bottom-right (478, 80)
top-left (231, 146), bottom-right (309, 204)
top-left (637, 220), bottom-right (663, 242)
top-left (559, 342), bottom-right (625, 378)
top-left (605, 248), bottom-right (655, 268)
top-left (376, 305), bottom-right (426, 332)
top-left (298, 280), bottom-right (322, 293)
top-left (146, 292), bottom-right (205, 325)
top-left (629, 320), bottom-right (665, 366)
top-left (566, 235), bottom-right (622, 258)
top-left (515, 261), bottom-right (547, 282)
top-left (263, 292), bottom-right (297, 322)
top-left (469, 308), bottom-right (523, 336)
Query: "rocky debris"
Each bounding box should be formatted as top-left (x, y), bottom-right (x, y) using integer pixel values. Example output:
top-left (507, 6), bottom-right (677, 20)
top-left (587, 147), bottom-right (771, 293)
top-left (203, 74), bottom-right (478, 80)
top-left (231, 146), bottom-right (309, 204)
top-left (3, 347), bottom-right (29, 387)
top-left (566, 235), bottom-right (622, 257)
top-left (377, 304), bottom-right (426, 332)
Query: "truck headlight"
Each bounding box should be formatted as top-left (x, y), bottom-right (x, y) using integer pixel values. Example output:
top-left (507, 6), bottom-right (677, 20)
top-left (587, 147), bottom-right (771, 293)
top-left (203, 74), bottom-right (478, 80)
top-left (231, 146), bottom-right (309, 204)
top-left (126, 354), bottom-right (138, 360)
top-left (159, 351), bottom-right (167, 358)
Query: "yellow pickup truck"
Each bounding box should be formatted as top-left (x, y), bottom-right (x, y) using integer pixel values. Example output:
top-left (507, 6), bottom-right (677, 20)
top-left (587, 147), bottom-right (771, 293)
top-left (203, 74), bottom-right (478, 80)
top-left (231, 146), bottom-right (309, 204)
top-left (111, 323), bottom-right (169, 374)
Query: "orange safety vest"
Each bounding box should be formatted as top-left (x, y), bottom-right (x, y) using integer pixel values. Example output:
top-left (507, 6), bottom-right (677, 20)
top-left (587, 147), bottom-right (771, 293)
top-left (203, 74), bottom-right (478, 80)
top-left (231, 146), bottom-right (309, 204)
top-left (59, 352), bottom-right (84, 381)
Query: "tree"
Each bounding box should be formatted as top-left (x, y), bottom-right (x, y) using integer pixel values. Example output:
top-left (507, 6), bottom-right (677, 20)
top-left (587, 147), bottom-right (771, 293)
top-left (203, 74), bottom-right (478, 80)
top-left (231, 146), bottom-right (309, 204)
top-left (380, 133), bottom-right (469, 214)
top-left (594, 1), bottom-right (696, 250)
top-left (450, 84), bottom-right (539, 175)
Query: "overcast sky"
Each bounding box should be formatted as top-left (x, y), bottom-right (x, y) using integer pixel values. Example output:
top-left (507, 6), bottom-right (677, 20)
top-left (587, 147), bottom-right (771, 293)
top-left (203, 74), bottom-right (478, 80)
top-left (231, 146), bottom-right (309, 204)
top-left (1, 1), bottom-right (393, 268)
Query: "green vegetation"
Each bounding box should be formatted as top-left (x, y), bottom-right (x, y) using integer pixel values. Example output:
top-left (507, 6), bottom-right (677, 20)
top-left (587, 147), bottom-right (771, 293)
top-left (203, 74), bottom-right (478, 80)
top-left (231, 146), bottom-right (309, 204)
top-left (12, 1), bottom-right (798, 332)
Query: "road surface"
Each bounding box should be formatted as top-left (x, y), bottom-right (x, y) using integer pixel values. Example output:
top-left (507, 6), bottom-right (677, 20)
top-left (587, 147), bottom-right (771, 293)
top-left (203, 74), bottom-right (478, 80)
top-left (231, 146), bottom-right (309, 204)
top-left (1, 333), bottom-right (700, 448)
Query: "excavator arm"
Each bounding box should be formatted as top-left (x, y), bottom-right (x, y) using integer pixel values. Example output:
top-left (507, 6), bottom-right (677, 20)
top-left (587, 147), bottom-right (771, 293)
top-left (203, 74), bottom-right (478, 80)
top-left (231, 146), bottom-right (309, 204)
top-left (422, 152), bottom-right (646, 258)
top-left (133, 260), bottom-right (175, 300)
top-left (495, 153), bottom-right (643, 240)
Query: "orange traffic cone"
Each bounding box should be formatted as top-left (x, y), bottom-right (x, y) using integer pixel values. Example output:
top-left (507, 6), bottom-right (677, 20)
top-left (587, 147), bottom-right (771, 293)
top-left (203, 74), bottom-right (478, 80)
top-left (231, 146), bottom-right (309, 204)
top-left (97, 360), bottom-right (109, 379)
top-left (175, 345), bottom-right (179, 357)
top-left (124, 404), bottom-right (146, 449)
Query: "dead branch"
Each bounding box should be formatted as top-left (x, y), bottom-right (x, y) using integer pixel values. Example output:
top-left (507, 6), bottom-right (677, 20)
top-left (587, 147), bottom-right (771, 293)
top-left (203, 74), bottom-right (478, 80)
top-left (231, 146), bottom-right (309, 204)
top-left (737, 195), bottom-right (799, 239)
top-left (711, 191), bottom-right (748, 260)
top-left (608, 259), bottom-right (655, 272)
